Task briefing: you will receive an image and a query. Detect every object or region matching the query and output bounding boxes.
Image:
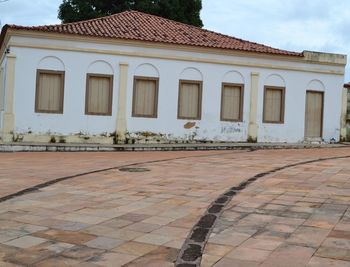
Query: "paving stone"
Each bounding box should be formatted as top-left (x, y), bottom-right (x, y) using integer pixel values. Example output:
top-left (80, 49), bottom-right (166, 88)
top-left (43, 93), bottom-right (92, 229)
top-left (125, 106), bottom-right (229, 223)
top-left (335, 223), bottom-right (350, 232)
top-left (229, 225), bottom-right (259, 235)
top-left (89, 252), bottom-right (138, 267)
top-left (73, 262), bottom-right (101, 267)
top-left (259, 245), bottom-right (315, 267)
top-left (37, 218), bottom-right (90, 231)
top-left (237, 214), bottom-right (277, 227)
top-left (134, 233), bottom-right (173, 245)
top-left (81, 225), bottom-right (115, 236)
top-left (123, 246), bottom-right (178, 267)
top-left (321, 204), bottom-right (348, 212)
top-left (226, 247), bottom-right (271, 262)
top-left (11, 224), bottom-right (48, 234)
top-left (34, 229), bottom-right (96, 245)
top-left (278, 211), bottom-right (311, 219)
top-left (0, 260), bottom-right (22, 267)
top-left (209, 232), bottom-right (251, 246)
top-left (303, 218), bottom-right (337, 229)
top-left (213, 258), bottom-right (260, 267)
top-left (158, 208), bottom-right (191, 219)
top-left (34, 256), bottom-right (81, 267)
top-left (315, 247), bottom-right (350, 261)
top-left (46, 242), bottom-right (74, 253)
top-left (169, 214), bottom-right (202, 229)
top-left (263, 204), bottom-right (288, 211)
top-left (307, 256), bottom-right (350, 267)
top-left (203, 243), bottom-right (234, 257)
top-left (118, 213), bottom-right (151, 222)
top-left (322, 237), bottom-right (350, 250)
top-left (124, 222), bottom-right (161, 233)
top-left (241, 238), bottom-right (282, 251)
top-left (328, 230), bottom-right (350, 240)
top-left (113, 241), bottom-right (158, 256)
top-left (254, 229), bottom-right (291, 241)
top-left (0, 230), bottom-right (27, 243)
top-left (265, 223), bottom-right (298, 233)
top-left (151, 226), bottom-right (189, 238)
top-left (288, 206), bottom-right (315, 213)
top-left (201, 254), bottom-right (221, 267)
top-left (0, 243), bottom-right (19, 260)
top-left (142, 216), bottom-right (176, 226)
top-left (100, 218), bottom-right (134, 228)
top-left (4, 236), bottom-right (47, 249)
top-left (220, 211), bottom-right (242, 222)
top-left (107, 229), bottom-right (144, 241)
top-left (84, 236), bottom-right (125, 250)
top-left (61, 245), bottom-right (105, 261)
top-left (76, 208), bottom-right (123, 219)
top-left (164, 239), bottom-right (184, 249)
top-left (272, 216), bottom-right (306, 226)
top-left (287, 226), bottom-right (330, 247)
top-left (54, 213), bottom-right (110, 224)
top-left (4, 248), bottom-right (55, 266)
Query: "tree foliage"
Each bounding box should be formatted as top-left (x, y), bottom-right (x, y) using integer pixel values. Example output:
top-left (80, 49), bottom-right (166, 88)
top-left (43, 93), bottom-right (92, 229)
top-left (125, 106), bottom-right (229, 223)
top-left (58, 0), bottom-right (203, 27)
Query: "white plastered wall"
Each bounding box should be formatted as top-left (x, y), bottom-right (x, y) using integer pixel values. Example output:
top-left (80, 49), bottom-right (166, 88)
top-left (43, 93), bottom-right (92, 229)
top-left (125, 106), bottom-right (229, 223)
top-left (8, 35), bottom-right (346, 142)
top-left (0, 56), bottom-right (7, 129)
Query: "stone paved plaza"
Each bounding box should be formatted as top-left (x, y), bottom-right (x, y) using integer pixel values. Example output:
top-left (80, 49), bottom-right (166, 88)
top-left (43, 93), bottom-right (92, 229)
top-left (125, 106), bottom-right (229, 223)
top-left (0, 148), bottom-right (350, 266)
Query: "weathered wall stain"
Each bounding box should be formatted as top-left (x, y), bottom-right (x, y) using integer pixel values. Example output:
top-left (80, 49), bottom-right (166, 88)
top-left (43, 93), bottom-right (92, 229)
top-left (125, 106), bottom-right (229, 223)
top-left (184, 122), bottom-right (196, 129)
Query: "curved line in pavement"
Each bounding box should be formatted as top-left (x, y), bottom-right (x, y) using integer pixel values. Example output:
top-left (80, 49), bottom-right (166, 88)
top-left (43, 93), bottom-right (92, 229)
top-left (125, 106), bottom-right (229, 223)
top-left (175, 155), bottom-right (350, 267)
top-left (0, 150), bottom-right (247, 203)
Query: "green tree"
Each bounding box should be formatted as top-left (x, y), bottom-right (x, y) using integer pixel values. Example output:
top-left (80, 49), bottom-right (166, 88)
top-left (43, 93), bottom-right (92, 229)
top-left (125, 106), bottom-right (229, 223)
top-left (58, 0), bottom-right (203, 27)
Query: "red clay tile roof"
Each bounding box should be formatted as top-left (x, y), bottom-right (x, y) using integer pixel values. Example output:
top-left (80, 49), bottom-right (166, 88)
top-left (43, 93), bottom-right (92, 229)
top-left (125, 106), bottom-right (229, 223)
top-left (1, 10), bottom-right (302, 57)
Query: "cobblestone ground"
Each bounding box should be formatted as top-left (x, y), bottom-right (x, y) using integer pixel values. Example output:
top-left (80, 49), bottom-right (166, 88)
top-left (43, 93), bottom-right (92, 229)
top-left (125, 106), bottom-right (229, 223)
top-left (0, 148), bottom-right (350, 266)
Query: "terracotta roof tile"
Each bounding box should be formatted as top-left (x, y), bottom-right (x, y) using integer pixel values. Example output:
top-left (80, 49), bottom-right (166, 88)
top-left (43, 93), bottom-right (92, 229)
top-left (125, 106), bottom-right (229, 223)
top-left (1, 10), bottom-right (303, 57)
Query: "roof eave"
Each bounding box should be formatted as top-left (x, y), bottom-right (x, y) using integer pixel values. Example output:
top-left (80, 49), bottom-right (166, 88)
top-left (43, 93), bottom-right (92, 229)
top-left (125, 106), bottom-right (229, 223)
top-left (8, 28), bottom-right (304, 59)
top-left (0, 25), bottom-right (9, 53)
top-left (6, 28), bottom-right (347, 67)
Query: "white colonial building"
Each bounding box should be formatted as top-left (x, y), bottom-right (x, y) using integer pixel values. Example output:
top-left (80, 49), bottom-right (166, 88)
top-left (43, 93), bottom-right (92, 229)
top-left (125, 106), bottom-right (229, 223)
top-left (0, 11), bottom-right (347, 144)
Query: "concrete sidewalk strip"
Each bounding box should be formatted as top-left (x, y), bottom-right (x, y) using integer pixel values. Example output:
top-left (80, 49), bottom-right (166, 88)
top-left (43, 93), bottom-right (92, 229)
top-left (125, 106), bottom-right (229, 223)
top-left (0, 141), bottom-right (345, 152)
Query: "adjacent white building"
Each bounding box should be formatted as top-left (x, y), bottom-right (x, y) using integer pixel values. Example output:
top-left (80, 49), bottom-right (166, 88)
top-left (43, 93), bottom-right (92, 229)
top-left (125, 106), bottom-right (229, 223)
top-left (0, 11), bottom-right (347, 144)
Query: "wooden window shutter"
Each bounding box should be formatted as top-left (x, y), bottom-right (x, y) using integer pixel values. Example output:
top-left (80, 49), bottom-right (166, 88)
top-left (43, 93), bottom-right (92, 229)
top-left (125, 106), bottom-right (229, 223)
top-left (86, 74), bottom-right (113, 116)
top-left (132, 77), bottom-right (158, 117)
top-left (263, 87), bottom-right (285, 123)
top-left (178, 81), bottom-right (202, 120)
top-left (35, 70), bottom-right (64, 113)
top-left (221, 84), bottom-right (243, 121)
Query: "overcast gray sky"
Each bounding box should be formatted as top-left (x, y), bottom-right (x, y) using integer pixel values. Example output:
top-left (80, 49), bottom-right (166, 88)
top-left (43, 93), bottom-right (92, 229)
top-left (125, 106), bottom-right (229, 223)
top-left (0, 0), bottom-right (349, 80)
